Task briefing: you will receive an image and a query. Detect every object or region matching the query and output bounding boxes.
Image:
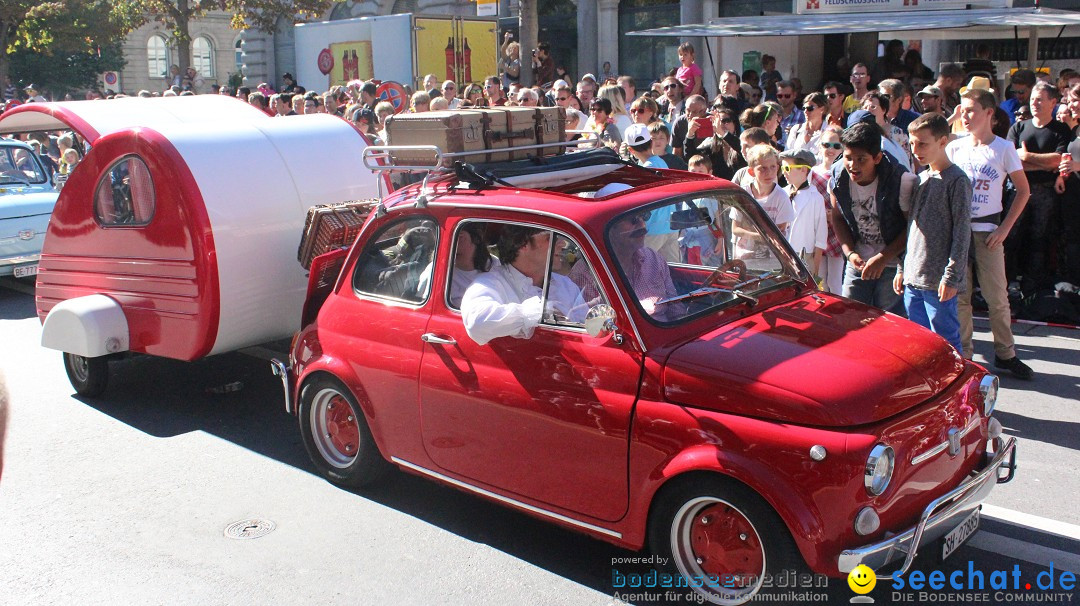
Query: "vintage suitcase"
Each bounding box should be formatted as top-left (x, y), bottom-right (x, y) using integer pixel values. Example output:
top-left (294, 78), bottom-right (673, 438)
top-left (297, 199), bottom-right (378, 270)
top-left (384, 111), bottom-right (486, 165)
top-left (466, 108), bottom-right (546, 162)
top-left (471, 107), bottom-right (567, 161)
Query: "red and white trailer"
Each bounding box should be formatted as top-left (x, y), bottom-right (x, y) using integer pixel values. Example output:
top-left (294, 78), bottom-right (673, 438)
top-left (0, 96), bottom-right (383, 396)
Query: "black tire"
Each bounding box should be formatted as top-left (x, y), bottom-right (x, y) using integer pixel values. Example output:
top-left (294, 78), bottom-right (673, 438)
top-left (298, 374), bottom-right (391, 488)
top-left (648, 476), bottom-right (804, 606)
top-left (63, 353), bottom-right (109, 398)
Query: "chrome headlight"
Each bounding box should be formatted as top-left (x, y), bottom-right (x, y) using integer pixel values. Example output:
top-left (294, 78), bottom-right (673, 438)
top-left (864, 444), bottom-right (895, 496)
top-left (979, 375), bottom-right (999, 416)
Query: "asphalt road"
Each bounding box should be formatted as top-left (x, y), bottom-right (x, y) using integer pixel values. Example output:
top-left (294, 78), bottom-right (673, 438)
top-left (1, 278), bottom-right (1077, 606)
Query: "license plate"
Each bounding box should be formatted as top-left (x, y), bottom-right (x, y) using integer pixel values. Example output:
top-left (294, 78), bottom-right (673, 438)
top-left (13, 264), bottom-right (38, 278)
top-left (942, 507), bottom-right (980, 560)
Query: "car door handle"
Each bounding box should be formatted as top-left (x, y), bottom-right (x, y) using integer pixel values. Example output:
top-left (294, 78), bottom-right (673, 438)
top-left (421, 333), bottom-right (456, 345)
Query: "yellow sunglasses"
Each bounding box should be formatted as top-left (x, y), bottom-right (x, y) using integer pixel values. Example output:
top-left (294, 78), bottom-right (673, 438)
top-left (781, 164), bottom-right (813, 173)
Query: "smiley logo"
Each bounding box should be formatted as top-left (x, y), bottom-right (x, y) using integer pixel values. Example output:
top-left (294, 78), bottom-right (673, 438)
top-left (848, 564), bottom-right (877, 594)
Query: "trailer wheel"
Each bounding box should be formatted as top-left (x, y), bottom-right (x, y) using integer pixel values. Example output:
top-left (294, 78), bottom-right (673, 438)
top-left (63, 353), bottom-right (109, 398)
top-left (298, 374), bottom-right (391, 488)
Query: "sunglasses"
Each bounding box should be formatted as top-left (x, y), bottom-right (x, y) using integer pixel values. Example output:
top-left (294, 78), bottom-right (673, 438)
top-left (803, 104), bottom-right (818, 112)
top-left (590, 107), bottom-right (606, 113)
top-left (777, 93), bottom-right (793, 99)
top-left (720, 117), bottom-right (733, 124)
top-left (781, 164), bottom-right (813, 173)
top-left (630, 108), bottom-right (648, 114)
top-left (821, 142), bottom-right (843, 150)
top-left (557, 96), bottom-right (570, 101)
top-left (631, 210), bottom-right (652, 223)
top-left (663, 84), bottom-right (679, 90)
top-left (826, 93), bottom-right (840, 99)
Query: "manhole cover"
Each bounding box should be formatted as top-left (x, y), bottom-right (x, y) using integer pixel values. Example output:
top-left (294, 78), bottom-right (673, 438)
top-left (223, 518), bottom-right (276, 539)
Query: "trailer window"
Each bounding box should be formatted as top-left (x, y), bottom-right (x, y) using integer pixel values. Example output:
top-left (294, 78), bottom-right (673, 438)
top-left (95, 156), bottom-right (155, 227)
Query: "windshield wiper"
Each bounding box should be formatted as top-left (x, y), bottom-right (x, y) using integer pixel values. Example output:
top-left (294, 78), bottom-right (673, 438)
top-left (656, 286), bottom-right (758, 307)
top-left (732, 269), bottom-right (784, 291)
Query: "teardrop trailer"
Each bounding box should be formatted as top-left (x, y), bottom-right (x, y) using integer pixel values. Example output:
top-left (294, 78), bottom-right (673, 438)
top-left (275, 138), bottom-right (1017, 604)
top-left (0, 96), bottom-right (383, 396)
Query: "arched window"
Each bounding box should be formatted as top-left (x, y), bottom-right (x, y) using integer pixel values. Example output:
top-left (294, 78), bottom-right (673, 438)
top-left (95, 156), bottom-right (156, 227)
top-left (147, 35), bottom-right (169, 79)
top-left (193, 36), bottom-right (215, 78)
top-left (234, 38), bottom-right (244, 78)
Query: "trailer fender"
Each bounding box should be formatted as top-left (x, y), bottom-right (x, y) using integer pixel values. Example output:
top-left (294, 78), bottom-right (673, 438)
top-left (41, 294), bottom-right (130, 357)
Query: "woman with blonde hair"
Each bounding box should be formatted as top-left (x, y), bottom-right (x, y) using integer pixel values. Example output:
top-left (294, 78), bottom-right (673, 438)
top-left (628, 96), bottom-right (661, 127)
top-left (597, 84), bottom-right (633, 135)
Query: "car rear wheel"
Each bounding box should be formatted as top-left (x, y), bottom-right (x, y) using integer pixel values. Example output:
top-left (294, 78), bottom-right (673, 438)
top-left (649, 477), bottom-right (803, 606)
top-left (63, 353), bottom-right (109, 398)
top-left (298, 375), bottom-right (390, 488)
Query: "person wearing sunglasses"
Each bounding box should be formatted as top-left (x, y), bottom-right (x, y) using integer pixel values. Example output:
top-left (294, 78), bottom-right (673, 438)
top-left (583, 97), bottom-right (623, 150)
top-left (775, 81), bottom-right (805, 143)
top-left (683, 106), bottom-right (743, 180)
top-left (658, 76), bottom-right (686, 124)
top-left (823, 81), bottom-right (848, 129)
top-left (629, 96), bottom-right (660, 127)
top-left (786, 92), bottom-right (828, 160)
top-left (780, 149), bottom-right (827, 283)
top-left (811, 126), bottom-right (847, 294)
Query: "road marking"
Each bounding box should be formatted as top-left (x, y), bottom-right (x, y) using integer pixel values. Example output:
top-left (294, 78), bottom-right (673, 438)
top-left (966, 532), bottom-right (1080, 574)
top-left (982, 504), bottom-right (1080, 542)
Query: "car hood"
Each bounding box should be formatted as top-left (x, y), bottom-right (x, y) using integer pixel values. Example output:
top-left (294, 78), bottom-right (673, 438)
top-left (0, 190), bottom-right (58, 219)
top-left (662, 293), bottom-right (965, 427)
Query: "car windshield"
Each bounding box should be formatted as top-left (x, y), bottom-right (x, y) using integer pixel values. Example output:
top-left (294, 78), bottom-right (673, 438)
top-left (0, 145), bottom-right (47, 185)
top-left (604, 190), bottom-right (804, 324)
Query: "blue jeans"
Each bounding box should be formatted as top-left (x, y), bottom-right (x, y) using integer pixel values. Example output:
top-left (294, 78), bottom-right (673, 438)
top-left (842, 264), bottom-right (902, 314)
top-left (904, 286), bottom-right (962, 352)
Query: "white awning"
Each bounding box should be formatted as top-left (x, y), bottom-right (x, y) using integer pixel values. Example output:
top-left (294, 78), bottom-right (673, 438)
top-left (626, 7), bottom-right (1080, 39)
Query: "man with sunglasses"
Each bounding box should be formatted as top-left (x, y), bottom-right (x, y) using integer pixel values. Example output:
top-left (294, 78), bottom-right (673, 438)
top-left (658, 77), bottom-right (685, 124)
top-left (484, 76), bottom-right (507, 107)
top-left (554, 82), bottom-right (586, 129)
top-left (878, 79), bottom-right (919, 133)
top-left (776, 81), bottom-right (805, 143)
top-left (822, 82), bottom-right (848, 129)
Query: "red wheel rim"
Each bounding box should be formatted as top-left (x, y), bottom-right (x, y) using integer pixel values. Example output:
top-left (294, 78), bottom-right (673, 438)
top-left (689, 502), bottom-right (764, 585)
top-left (325, 395), bottom-right (360, 458)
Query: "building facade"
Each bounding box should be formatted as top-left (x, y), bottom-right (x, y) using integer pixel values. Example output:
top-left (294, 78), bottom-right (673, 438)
top-left (117, 13), bottom-right (246, 94)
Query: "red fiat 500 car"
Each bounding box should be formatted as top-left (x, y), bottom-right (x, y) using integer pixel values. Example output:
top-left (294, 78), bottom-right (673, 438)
top-left (276, 149), bottom-right (1015, 605)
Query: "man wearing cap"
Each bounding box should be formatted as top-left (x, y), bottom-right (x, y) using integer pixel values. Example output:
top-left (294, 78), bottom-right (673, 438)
top-left (917, 85), bottom-right (945, 115)
top-left (1001, 69), bottom-right (1037, 125)
top-left (23, 84), bottom-right (45, 103)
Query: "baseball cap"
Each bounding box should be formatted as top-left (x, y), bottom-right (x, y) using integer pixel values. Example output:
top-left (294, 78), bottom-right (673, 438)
top-left (352, 107), bottom-right (377, 123)
top-left (624, 123), bottom-right (652, 146)
top-left (847, 109), bottom-right (876, 128)
top-left (916, 85), bottom-right (942, 98)
top-left (779, 149), bottom-right (817, 166)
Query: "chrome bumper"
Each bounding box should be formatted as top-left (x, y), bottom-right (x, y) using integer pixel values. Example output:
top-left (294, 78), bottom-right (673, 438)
top-left (269, 358), bottom-right (294, 414)
top-left (0, 252), bottom-right (40, 266)
top-left (838, 436), bottom-right (1017, 578)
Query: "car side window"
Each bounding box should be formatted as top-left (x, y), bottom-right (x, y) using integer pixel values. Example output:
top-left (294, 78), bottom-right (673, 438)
top-left (445, 221), bottom-right (499, 310)
top-left (351, 216), bottom-right (438, 304)
top-left (550, 233), bottom-right (607, 330)
top-left (94, 156), bottom-right (155, 227)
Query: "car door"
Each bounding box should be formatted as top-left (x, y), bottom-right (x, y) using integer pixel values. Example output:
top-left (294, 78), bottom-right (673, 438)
top-left (317, 213), bottom-right (439, 461)
top-left (417, 217), bottom-right (644, 523)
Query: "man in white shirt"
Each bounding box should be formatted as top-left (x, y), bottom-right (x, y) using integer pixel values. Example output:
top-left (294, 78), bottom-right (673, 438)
top-left (946, 88), bottom-right (1034, 379)
top-left (461, 226), bottom-right (586, 345)
top-left (441, 81), bottom-right (461, 109)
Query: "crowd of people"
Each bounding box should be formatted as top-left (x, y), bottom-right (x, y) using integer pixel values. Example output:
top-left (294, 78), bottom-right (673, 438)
top-left (4, 39), bottom-right (1079, 377)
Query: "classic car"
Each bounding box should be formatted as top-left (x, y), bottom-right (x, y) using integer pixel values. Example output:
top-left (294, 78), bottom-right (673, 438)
top-left (0, 97), bottom-right (383, 397)
top-left (277, 147), bottom-right (1016, 605)
top-left (0, 138), bottom-right (57, 279)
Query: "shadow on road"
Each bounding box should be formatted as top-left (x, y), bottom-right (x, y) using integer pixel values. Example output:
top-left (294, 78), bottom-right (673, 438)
top-left (0, 281), bottom-right (38, 320)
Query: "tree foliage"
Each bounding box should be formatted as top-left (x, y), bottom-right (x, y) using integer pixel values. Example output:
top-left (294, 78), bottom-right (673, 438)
top-left (134, 0), bottom-right (333, 75)
top-left (1, 1), bottom-right (142, 97)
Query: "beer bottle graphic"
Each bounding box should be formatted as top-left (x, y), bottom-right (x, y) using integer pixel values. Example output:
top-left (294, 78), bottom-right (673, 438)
top-left (463, 37), bottom-right (472, 83)
top-left (444, 37), bottom-right (455, 82)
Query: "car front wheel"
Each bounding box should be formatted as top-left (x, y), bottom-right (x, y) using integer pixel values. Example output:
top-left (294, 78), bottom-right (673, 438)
top-left (649, 477), bottom-right (803, 606)
top-left (298, 374), bottom-right (390, 488)
top-left (63, 353), bottom-right (109, 398)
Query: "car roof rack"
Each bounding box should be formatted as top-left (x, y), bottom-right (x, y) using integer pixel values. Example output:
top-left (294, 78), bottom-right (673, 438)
top-left (361, 137), bottom-right (629, 202)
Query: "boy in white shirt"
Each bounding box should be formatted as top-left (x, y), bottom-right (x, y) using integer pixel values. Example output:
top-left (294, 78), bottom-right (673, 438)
top-left (733, 144), bottom-right (795, 263)
top-left (780, 149), bottom-right (828, 281)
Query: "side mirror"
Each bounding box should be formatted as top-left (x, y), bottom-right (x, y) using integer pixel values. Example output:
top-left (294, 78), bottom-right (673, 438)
top-left (584, 304), bottom-right (618, 338)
